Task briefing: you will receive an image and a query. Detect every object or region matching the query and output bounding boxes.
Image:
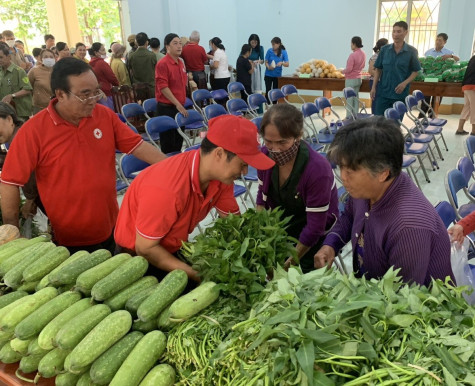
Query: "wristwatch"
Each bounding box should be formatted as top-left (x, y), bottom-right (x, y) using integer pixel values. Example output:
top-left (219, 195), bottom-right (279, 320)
top-left (11, 94), bottom-right (16, 99)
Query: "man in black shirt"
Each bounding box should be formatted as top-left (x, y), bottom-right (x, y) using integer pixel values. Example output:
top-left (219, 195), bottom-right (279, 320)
top-left (236, 44), bottom-right (254, 101)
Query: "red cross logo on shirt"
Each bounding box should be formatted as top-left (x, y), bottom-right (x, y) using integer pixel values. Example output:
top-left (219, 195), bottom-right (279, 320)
top-left (93, 128), bottom-right (103, 139)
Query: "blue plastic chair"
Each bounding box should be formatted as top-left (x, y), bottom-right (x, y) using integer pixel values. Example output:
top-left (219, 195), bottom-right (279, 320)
top-left (121, 102), bottom-right (148, 135)
top-left (315, 97), bottom-right (350, 127)
top-left (281, 84), bottom-right (305, 104)
top-left (192, 89), bottom-right (214, 118)
top-left (457, 157), bottom-right (475, 197)
top-left (248, 93), bottom-right (267, 116)
top-left (145, 116), bottom-right (184, 154)
top-left (268, 89), bottom-right (286, 104)
top-left (116, 179), bottom-right (128, 193)
top-left (227, 81), bottom-right (248, 99)
top-left (251, 116), bottom-right (262, 131)
top-left (117, 113), bottom-right (127, 123)
top-left (184, 97), bottom-right (194, 109)
top-left (119, 154), bottom-right (150, 186)
top-left (211, 89), bottom-right (229, 103)
top-left (143, 98), bottom-right (158, 119)
top-left (342, 87), bottom-right (373, 120)
top-left (175, 110), bottom-right (206, 147)
top-left (412, 90), bottom-right (447, 127)
top-left (434, 201), bottom-right (457, 228)
top-left (393, 101), bottom-right (439, 169)
top-left (204, 104), bottom-right (228, 120)
top-left (117, 110), bottom-right (151, 143)
top-left (226, 98), bottom-right (253, 116)
top-left (405, 95), bottom-right (447, 156)
top-left (384, 107), bottom-right (433, 183)
top-left (301, 102), bottom-right (334, 150)
top-left (445, 168), bottom-right (475, 220)
top-left (402, 154), bottom-right (420, 190)
top-left (465, 136), bottom-right (475, 165)
top-left (122, 103), bottom-right (147, 123)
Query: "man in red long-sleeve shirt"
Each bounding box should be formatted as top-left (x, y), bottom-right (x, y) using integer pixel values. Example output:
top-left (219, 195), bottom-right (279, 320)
top-left (181, 30), bottom-right (208, 89)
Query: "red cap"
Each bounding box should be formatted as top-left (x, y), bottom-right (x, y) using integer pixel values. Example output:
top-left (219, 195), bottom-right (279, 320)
top-left (206, 115), bottom-right (275, 170)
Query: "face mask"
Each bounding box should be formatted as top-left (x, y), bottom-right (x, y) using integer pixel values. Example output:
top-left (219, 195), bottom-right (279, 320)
top-left (42, 58), bottom-right (55, 67)
top-left (6, 40), bottom-right (15, 48)
top-left (101, 54), bottom-right (107, 59)
top-left (268, 139), bottom-right (300, 166)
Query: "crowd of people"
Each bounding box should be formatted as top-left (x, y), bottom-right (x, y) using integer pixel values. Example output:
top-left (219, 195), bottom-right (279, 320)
top-left (0, 21), bottom-right (474, 290)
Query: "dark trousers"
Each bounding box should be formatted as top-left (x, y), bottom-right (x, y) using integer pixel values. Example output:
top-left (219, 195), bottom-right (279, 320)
top-left (264, 76), bottom-right (279, 103)
top-left (156, 103), bottom-right (184, 154)
top-left (419, 95), bottom-right (442, 118)
top-left (240, 84), bottom-right (252, 103)
top-left (63, 231), bottom-right (116, 255)
top-left (213, 77), bottom-right (230, 91)
top-left (191, 71), bottom-right (207, 89)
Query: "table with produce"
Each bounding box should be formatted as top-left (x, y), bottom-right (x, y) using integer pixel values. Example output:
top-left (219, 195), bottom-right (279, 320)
top-left (278, 57), bottom-right (464, 113)
top-left (0, 208), bottom-right (474, 385)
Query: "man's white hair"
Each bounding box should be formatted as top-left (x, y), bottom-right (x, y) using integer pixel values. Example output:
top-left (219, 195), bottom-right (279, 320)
top-left (190, 30), bottom-right (200, 41)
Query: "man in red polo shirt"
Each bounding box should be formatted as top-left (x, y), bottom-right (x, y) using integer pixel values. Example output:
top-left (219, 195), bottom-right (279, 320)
top-left (114, 115), bottom-right (275, 282)
top-left (0, 57), bottom-right (166, 253)
top-left (181, 30), bottom-right (208, 89)
top-left (155, 32), bottom-right (188, 154)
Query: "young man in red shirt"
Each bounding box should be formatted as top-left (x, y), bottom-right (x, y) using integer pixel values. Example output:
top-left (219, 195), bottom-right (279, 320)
top-left (115, 115), bottom-right (275, 282)
top-left (155, 33), bottom-right (188, 154)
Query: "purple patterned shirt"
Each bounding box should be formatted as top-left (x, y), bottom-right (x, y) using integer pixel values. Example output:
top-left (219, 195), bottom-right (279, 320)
top-left (323, 173), bottom-right (453, 286)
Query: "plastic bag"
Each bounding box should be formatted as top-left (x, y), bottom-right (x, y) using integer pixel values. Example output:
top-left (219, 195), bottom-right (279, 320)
top-left (451, 238), bottom-right (475, 304)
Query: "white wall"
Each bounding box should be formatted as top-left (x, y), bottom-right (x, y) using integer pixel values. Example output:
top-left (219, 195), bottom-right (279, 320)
top-left (123, 0), bottom-right (474, 103)
top-left (124, 0), bottom-right (378, 73)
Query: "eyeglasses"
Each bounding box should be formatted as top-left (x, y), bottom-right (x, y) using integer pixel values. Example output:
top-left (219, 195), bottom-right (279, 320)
top-left (68, 90), bottom-right (105, 103)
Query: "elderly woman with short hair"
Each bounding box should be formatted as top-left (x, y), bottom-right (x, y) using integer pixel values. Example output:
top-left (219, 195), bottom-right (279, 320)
top-left (315, 117), bottom-right (453, 286)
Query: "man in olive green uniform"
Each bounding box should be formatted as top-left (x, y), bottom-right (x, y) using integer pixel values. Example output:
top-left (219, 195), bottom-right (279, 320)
top-left (127, 32), bottom-right (157, 97)
top-left (0, 44), bottom-right (33, 120)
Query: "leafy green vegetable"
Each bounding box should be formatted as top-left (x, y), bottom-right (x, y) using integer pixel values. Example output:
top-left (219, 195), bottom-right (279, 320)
top-left (181, 208), bottom-right (297, 305)
top-left (204, 267), bottom-right (475, 385)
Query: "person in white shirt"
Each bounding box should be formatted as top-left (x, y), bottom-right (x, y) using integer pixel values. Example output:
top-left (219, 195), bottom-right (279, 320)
top-left (208, 37), bottom-right (230, 90)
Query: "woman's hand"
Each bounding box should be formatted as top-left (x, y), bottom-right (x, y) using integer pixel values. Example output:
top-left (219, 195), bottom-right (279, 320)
top-left (448, 224), bottom-right (465, 244)
top-left (314, 245), bottom-right (335, 268)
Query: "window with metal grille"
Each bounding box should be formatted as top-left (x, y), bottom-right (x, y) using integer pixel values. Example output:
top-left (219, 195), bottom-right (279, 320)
top-left (377, 0), bottom-right (441, 55)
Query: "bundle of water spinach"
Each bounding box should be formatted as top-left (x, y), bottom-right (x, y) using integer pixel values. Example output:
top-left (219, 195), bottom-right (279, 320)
top-left (180, 208), bottom-right (297, 305)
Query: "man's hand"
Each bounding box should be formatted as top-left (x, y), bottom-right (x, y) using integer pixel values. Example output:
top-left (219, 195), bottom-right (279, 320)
top-left (314, 245), bottom-right (336, 269)
top-left (441, 54), bottom-right (452, 60)
top-left (370, 87), bottom-right (377, 100)
top-left (21, 199), bottom-right (37, 219)
top-left (176, 104), bottom-right (189, 117)
top-left (395, 82), bottom-right (408, 94)
top-left (2, 94), bottom-right (13, 104)
top-left (448, 224), bottom-right (465, 244)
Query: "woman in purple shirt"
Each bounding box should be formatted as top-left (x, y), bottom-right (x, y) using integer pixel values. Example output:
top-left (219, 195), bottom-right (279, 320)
top-left (341, 36), bottom-right (366, 119)
top-left (314, 117), bottom-right (453, 286)
top-left (256, 104), bottom-right (339, 272)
